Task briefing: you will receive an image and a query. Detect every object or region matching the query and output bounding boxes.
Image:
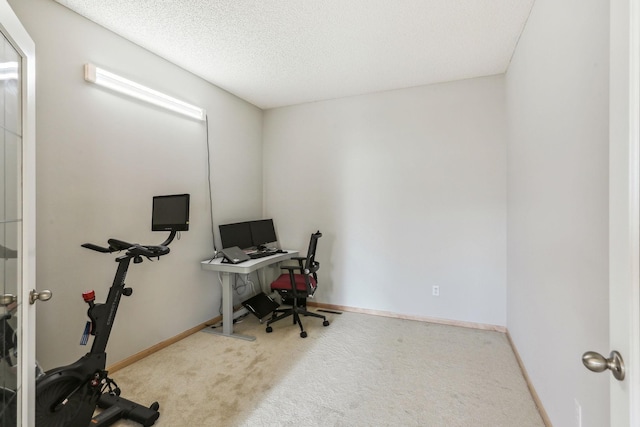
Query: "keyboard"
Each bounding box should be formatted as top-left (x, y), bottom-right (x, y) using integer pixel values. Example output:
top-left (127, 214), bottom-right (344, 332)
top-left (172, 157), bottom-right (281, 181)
top-left (248, 251), bottom-right (275, 260)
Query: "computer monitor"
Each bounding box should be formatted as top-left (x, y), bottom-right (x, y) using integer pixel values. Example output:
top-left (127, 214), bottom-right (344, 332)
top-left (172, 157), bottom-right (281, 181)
top-left (250, 219), bottom-right (277, 247)
top-left (151, 194), bottom-right (190, 232)
top-left (219, 222), bottom-right (253, 249)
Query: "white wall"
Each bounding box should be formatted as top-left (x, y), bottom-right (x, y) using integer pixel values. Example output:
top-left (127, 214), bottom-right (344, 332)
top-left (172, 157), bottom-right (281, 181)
top-left (10, 0), bottom-right (263, 369)
top-left (505, 0), bottom-right (610, 426)
top-left (263, 76), bottom-right (508, 327)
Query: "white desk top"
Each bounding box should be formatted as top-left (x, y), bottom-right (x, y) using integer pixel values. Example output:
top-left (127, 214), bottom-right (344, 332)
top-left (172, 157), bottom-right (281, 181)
top-left (200, 250), bottom-right (298, 274)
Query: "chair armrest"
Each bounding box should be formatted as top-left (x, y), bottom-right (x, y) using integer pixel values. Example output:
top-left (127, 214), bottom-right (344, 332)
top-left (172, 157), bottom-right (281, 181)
top-left (291, 256), bottom-right (306, 268)
top-left (281, 265), bottom-right (315, 276)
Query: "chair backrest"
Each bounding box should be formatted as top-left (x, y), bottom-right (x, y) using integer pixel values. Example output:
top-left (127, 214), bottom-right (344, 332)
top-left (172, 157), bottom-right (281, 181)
top-left (294, 231), bottom-right (321, 297)
top-left (304, 230), bottom-right (322, 276)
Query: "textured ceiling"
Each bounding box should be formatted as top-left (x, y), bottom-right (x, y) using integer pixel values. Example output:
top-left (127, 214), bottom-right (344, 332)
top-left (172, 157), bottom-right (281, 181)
top-left (53, 0), bottom-right (535, 109)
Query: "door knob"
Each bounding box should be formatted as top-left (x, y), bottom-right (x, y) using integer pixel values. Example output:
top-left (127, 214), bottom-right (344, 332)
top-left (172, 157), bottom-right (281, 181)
top-left (582, 350), bottom-right (625, 381)
top-left (29, 289), bottom-right (52, 305)
top-left (0, 294), bottom-right (16, 306)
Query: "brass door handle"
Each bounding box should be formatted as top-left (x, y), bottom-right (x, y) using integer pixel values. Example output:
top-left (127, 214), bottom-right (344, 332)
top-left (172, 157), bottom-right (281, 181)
top-left (0, 294), bottom-right (16, 306)
top-left (582, 350), bottom-right (625, 381)
top-left (29, 289), bottom-right (52, 305)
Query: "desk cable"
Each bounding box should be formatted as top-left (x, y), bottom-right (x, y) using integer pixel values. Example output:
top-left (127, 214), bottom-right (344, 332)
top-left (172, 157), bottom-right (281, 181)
top-left (205, 114), bottom-right (219, 258)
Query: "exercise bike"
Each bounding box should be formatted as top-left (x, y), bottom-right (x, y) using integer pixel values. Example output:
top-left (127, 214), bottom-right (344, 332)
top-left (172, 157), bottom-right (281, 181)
top-left (34, 231), bottom-right (178, 427)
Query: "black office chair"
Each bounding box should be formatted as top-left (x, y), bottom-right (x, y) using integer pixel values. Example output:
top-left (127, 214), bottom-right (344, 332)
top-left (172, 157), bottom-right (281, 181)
top-left (266, 231), bottom-right (329, 338)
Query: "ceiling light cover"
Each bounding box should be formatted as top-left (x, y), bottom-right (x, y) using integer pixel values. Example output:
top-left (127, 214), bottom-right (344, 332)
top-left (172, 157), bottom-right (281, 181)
top-left (84, 63), bottom-right (206, 120)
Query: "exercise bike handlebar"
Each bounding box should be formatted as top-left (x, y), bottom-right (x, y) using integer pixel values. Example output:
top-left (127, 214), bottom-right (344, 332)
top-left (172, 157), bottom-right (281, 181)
top-left (81, 239), bottom-right (170, 258)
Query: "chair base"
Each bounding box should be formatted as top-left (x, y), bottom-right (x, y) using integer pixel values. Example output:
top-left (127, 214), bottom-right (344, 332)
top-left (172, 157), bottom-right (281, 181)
top-left (281, 296), bottom-right (306, 308)
top-left (265, 305), bottom-right (329, 338)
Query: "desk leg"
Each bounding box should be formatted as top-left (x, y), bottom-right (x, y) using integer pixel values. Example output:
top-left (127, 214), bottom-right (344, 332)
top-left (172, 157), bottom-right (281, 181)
top-left (202, 272), bottom-right (256, 341)
top-left (259, 266), bottom-right (267, 294)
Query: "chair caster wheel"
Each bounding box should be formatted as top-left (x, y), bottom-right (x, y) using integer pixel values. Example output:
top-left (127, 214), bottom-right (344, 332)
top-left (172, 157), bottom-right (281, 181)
top-left (300, 331), bottom-right (307, 338)
top-left (266, 326), bottom-right (273, 333)
top-left (323, 320), bottom-right (330, 327)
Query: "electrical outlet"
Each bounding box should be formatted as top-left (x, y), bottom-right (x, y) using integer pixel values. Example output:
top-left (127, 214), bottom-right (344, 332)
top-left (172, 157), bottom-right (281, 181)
top-left (574, 399), bottom-right (582, 427)
top-left (432, 286), bottom-right (440, 296)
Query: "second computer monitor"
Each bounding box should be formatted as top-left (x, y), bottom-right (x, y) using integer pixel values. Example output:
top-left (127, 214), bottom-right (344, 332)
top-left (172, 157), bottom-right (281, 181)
top-left (219, 222), bottom-right (253, 249)
top-left (250, 219), bottom-right (277, 247)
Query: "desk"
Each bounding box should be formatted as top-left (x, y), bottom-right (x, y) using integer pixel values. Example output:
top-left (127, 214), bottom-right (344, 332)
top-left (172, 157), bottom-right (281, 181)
top-left (200, 250), bottom-right (298, 341)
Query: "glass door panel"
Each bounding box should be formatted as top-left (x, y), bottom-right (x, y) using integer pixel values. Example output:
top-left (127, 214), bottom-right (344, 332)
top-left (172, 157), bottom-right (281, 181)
top-left (0, 31), bottom-right (22, 427)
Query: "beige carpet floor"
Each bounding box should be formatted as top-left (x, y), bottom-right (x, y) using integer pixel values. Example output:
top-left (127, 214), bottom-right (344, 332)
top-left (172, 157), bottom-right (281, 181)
top-left (105, 310), bottom-right (545, 427)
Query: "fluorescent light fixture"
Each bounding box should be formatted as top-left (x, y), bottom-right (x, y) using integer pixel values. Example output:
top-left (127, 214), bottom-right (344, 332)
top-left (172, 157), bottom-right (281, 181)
top-left (0, 62), bottom-right (19, 81)
top-left (84, 63), bottom-right (206, 121)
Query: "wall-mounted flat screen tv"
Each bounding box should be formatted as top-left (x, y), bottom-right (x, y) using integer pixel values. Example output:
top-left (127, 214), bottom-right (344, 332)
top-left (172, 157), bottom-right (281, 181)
top-left (152, 194), bottom-right (190, 232)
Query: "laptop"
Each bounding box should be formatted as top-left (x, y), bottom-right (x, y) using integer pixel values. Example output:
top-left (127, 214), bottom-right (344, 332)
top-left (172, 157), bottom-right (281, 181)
top-left (220, 246), bottom-right (250, 264)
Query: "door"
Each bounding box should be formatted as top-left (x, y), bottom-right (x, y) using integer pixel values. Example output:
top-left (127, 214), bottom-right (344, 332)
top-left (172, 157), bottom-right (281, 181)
top-left (609, 0), bottom-right (640, 425)
top-left (0, 1), bottom-right (36, 426)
